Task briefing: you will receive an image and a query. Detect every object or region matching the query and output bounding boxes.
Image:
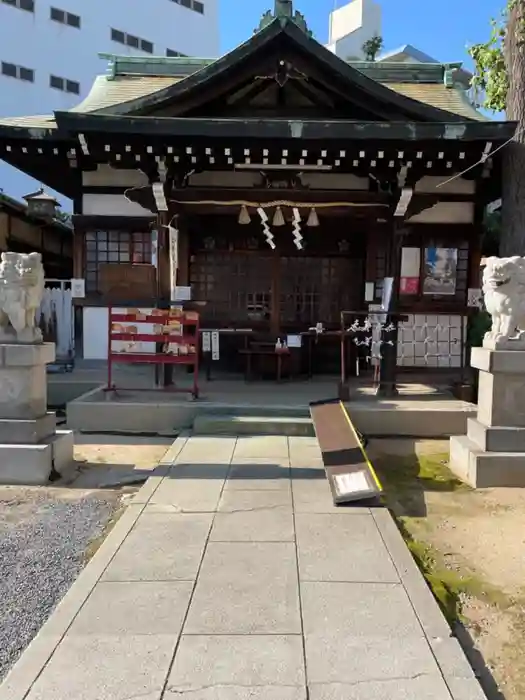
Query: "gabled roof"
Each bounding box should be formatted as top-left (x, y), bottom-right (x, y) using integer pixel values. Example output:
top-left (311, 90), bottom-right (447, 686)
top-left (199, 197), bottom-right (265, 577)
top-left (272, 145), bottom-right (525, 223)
top-left (86, 17), bottom-right (473, 122)
top-left (378, 45), bottom-right (439, 64)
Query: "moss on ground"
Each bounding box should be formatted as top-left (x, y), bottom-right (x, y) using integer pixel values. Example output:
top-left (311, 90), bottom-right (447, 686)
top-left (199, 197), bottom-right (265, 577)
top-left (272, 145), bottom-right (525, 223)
top-left (373, 450), bottom-right (510, 624)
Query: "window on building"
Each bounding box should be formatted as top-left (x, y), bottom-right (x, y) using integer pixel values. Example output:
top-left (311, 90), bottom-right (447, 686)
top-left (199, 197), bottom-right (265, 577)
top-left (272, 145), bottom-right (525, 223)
top-left (110, 28), bottom-right (154, 54)
top-left (50, 74), bottom-right (80, 94)
top-left (85, 231), bottom-right (153, 292)
top-left (1, 61), bottom-right (34, 82)
top-left (50, 6), bottom-right (81, 27)
top-left (170, 0), bottom-right (205, 14)
top-left (1, 0), bottom-right (34, 13)
top-left (166, 49), bottom-right (187, 57)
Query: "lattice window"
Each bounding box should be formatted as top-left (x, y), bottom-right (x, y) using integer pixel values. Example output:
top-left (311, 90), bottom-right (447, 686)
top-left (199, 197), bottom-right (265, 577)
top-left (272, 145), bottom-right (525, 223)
top-left (280, 257), bottom-right (362, 326)
top-left (84, 231), bottom-right (152, 292)
top-left (190, 252), bottom-right (274, 325)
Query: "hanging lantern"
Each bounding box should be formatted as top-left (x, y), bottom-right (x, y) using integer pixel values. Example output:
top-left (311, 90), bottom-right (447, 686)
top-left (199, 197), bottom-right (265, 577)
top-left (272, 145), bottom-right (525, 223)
top-left (307, 207), bottom-right (319, 227)
top-left (238, 204), bottom-right (251, 225)
top-left (272, 206), bottom-right (285, 227)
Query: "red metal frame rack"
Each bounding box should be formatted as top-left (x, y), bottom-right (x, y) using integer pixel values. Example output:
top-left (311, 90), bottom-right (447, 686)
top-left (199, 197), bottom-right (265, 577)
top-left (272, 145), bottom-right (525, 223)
top-left (106, 306), bottom-right (200, 397)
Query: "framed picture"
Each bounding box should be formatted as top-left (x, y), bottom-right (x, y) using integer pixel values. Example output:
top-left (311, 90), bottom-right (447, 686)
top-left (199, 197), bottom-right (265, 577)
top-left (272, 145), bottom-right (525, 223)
top-left (423, 248), bottom-right (458, 296)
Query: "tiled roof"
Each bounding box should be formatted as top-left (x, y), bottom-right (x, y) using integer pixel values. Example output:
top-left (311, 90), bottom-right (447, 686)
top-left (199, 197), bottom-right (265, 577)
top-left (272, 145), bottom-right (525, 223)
top-left (70, 75), bottom-right (182, 113)
top-left (0, 66), bottom-right (485, 130)
top-left (386, 83), bottom-right (486, 121)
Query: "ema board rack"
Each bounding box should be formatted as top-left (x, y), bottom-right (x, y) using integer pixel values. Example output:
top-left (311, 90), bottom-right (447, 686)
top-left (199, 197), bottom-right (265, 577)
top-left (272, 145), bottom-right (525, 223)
top-left (106, 306), bottom-right (200, 397)
top-left (309, 398), bottom-right (382, 505)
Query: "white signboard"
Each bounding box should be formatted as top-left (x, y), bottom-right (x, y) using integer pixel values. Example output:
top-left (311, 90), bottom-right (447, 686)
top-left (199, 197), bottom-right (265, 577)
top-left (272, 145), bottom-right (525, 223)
top-left (334, 471), bottom-right (370, 496)
top-left (286, 334), bottom-right (302, 348)
top-left (467, 288), bottom-right (483, 309)
top-left (71, 278), bottom-right (85, 298)
top-left (174, 286), bottom-right (192, 302)
top-left (211, 330), bottom-right (220, 360)
top-left (202, 331), bottom-right (211, 352)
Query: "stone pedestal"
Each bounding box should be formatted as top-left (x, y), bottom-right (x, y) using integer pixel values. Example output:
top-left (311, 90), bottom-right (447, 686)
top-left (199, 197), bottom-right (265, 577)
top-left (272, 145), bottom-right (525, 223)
top-left (0, 343), bottom-right (74, 485)
top-left (449, 347), bottom-right (525, 487)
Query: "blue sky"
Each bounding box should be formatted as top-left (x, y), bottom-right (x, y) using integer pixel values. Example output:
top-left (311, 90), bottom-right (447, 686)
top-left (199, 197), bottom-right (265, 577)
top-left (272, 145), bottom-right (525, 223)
top-left (219, 0), bottom-right (505, 71)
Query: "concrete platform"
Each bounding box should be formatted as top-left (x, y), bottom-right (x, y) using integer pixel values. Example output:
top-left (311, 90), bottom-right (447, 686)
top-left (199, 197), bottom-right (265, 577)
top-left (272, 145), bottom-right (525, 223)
top-left (0, 435), bottom-right (487, 700)
top-left (66, 379), bottom-right (476, 437)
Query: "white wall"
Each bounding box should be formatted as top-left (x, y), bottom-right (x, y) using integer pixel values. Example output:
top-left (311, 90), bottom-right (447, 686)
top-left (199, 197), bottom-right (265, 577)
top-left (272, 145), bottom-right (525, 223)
top-left (0, 0), bottom-right (220, 198)
top-left (326, 0), bottom-right (382, 60)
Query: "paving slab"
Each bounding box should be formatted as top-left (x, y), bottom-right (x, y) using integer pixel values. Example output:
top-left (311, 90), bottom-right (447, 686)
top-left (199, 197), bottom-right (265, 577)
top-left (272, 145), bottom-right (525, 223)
top-left (225, 460), bottom-right (291, 490)
top-left (149, 477), bottom-right (225, 512)
top-left (175, 436), bottom-right (237, 463)
top-left (184, 542), bottom-right (301, 634)
top-left (295, 513), bottom-right (399, 582)
top-left (218, 488), bottom-right (292, 512)
top-left (292, 478), bottom-right (368, 514)
top-left (166, 635), bottom-right (305, 692)
top-left (210, 509), bottom-right (295, 542)
top-left (233, 436), bottom-right (290, 459)
top-left (102, 513), bottom-right (212, 581)
top-left (308, 677), bottom-right (453, 700)
top-left (165, 688), bottom-right (306, 700)
top-left (301, 581), bottom-right (437, 684)
top-left (25, 634), bottom-right (175, 700)
top-left (68, 581), bottom-right (193, 636)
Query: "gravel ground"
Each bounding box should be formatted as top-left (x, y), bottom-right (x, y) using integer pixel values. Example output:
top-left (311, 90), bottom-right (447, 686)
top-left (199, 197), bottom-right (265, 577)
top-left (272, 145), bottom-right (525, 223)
top-left (0, 487), bottom-right (121, 681)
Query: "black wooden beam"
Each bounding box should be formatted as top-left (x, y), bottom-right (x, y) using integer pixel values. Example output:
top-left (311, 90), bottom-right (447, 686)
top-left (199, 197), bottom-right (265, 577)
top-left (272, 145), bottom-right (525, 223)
top-left (54, 111), bottom-right (517, 144)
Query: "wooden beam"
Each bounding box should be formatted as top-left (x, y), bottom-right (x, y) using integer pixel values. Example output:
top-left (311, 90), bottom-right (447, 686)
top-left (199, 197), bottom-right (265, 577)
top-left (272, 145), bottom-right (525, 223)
top-left (167, 187), bottom-right (388, 205)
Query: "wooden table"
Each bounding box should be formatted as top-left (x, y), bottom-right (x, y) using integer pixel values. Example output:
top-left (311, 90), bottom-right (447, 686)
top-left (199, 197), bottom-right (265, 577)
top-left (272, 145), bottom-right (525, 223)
top-left (238, 347), bottom-right (292, 382)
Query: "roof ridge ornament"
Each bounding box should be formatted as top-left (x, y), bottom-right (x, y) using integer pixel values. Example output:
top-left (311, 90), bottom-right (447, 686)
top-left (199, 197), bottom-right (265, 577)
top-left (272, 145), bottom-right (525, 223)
top-left (255, 0), bottom-right (313, 36)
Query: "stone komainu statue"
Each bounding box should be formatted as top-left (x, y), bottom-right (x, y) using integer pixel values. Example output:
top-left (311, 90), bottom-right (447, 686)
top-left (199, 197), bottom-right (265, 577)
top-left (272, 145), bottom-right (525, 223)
top-left (0, 252), bottom-right (45, 343)
top-left (482, 255), bottom-right (525, 349)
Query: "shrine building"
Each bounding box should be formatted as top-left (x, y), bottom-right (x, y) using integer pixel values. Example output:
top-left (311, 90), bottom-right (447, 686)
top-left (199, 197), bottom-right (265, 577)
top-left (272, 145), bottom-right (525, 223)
top-left (0, 1), bottom-right (516, 381)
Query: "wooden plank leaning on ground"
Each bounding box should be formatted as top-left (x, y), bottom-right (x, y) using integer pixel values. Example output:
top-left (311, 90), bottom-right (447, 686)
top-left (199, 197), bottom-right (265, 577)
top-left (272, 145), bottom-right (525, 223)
top-left (309, 398), bottom-right (383, 505)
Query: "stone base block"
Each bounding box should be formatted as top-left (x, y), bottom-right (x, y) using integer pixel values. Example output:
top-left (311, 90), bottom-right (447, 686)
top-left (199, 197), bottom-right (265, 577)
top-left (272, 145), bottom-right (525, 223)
top-left (0, 343), bottom-right (55, 420)
top-left (0, 412), bottom-right (56, 444)
top-left (0, 429), bottom-right (74, 485)
top-left (449, 434), bottom-right (525, 488)
top-left (471, 346), bottom-right (525, 373)
top-left (467, 418), bottom-right (525, 452)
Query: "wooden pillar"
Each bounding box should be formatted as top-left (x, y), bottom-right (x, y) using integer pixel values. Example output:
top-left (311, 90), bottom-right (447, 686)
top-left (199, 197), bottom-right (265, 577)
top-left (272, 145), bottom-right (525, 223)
top-left (72, 229), bottom-right (84, 280)
top-left (270, 250), bottom-right (280, 336)
top-left (177, 214), bottom-right (190, 286)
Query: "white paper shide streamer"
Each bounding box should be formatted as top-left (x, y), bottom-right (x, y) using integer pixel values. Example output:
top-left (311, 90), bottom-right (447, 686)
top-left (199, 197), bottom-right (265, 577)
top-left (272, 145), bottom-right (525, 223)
top-left (292, 207), bottom-right (303, 250)
top-left (257, 207), bottom-right (275, 249)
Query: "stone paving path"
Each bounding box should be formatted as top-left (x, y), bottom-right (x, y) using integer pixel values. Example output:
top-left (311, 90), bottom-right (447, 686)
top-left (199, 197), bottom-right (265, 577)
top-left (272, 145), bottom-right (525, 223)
top-left (0, 436), bottom-right (486, 700)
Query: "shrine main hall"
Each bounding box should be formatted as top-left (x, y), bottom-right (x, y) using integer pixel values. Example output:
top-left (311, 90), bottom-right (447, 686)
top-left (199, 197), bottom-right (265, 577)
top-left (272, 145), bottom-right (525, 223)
top-left (0, 0), bottom-right (515, 384)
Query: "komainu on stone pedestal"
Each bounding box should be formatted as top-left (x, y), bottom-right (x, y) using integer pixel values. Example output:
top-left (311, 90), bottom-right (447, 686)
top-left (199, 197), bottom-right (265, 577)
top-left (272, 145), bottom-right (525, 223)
top-left (482, 255), bottom-right (525, 350)
top-left (0, 252), bottom-right (45, 344)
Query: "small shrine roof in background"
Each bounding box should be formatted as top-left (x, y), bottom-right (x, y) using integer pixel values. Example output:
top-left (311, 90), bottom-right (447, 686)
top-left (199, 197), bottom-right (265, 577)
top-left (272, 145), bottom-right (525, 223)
top-left (256, 0), bottom-right (313, 36)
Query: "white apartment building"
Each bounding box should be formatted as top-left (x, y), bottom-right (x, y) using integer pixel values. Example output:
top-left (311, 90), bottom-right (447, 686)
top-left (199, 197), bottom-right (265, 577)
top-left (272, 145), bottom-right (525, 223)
top-left (326, 0), bottom-right (381, 60)
top-left (0, 0), bottom-right (220, 198)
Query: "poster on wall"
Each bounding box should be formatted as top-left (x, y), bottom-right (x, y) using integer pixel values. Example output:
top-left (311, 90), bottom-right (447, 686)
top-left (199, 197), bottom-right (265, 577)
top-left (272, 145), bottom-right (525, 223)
top-left (423, 248), bottom-right (458, 296)
top-left (400, 247), bottom-right (420, 295)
